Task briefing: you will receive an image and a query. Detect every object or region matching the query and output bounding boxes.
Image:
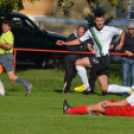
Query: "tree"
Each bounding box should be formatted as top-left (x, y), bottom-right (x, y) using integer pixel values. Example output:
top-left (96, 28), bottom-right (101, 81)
top-left (0, 0), bottom-right (39, 16)
top-left (58, 0), bottom-right (131, 16)
top-left (57, 0), bottom-right (74, 16)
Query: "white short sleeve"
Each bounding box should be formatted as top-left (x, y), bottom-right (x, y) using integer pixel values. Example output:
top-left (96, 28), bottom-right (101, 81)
top-left (78, 30), bottom-right (91, 43)
top-left (126, 92), bottom-right (134, 106)
top-left (111, 26), bottom-right (123, 36)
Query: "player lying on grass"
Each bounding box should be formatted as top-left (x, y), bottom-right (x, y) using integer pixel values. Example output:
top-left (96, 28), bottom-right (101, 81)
top-left (57, 12), bottom-right (134, 96)
top-left (63, 92), bottom-right (134, 117)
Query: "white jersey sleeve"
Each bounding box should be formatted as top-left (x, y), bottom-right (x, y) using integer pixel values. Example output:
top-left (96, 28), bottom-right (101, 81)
top-left (78, 30), bottom-right (92, 43)
top-left (111, 26), bottom-right (123, 36)
top-left (126, 92), bottom-right (134, 106)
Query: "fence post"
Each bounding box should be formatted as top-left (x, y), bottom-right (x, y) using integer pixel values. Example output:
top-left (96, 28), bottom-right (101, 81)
top-left (12, 49), bottom-right (17, 88)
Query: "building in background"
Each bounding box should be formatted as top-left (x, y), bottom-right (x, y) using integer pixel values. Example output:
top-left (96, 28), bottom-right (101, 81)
top-left (18, 0), bottom-right (134, 36)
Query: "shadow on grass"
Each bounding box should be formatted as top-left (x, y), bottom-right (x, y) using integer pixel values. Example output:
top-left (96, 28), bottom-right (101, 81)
top-left (53, 89), bottom-right (62, 94)
top-left (82, 91), bottom-right (124, 96)
top-left (50, 108), bottom-right (62, 110)
top-left (53, 89), bottom-right (76, 94)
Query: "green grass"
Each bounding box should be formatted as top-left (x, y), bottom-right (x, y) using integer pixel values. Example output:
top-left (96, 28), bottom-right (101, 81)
top-left (0, 67), bottom-right (133, 134)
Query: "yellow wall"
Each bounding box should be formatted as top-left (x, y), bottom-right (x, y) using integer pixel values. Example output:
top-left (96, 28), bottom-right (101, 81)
top-left (19, 0), bottom-right (54, 16)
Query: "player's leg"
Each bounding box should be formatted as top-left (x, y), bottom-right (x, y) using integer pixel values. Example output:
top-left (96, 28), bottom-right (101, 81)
top-left (97, 75), bottom-right (132, 94)
top-left (7, 71), bottom-right (32, 95)
top-left (97, 75), bottom-right (109, 92)
top-left (75, 57), bottom-right (92, 67)
top-left (130, 60), bottom-right (134, 88)
top-left (121, 57), bottom-right (130, 96)
top-left (75, 57), bottom-right (91, 89)
top-left (121, 57), bottom-right (129, 87)
top-left (3, 54), bottom-right (32, 96)
top-left (7, 71), bottom-right (29, 87)
top-left (65, 101), bottom-right (106, 115)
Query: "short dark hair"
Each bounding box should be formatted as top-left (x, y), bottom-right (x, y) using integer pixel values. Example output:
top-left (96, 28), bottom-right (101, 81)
top-left (77, 25), bottom-right (86, 31)
top-left (94, 12), bottom-right (105, 19)
top-left (2, 19), bottom-right (12, 27)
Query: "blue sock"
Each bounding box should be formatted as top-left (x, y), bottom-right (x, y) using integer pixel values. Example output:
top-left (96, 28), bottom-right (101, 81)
top-left (15, 76), bottom-right (29, 88)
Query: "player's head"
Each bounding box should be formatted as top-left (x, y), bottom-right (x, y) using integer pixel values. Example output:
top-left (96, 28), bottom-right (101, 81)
top-left (1, 19), bottom-right (12, 33)
top-left (127, 23), bottom-right (134, 35)
top-left (76, 25), bottom-right (85, 38)
top-left (94, 12), bottom-right (105, 30)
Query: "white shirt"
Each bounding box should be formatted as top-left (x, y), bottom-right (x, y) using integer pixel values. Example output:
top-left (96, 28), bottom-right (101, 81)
top-left (79, 26), bottom-right (123, 57)
top-left (127, 92), bottom-right (134, 106)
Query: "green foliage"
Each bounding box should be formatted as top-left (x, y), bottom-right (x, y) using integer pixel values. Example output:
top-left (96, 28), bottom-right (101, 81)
top-left (0, 0), bottom-right (39, 16)
top-left (58, 0), bottom-right (132, 16)
top-left (57, 0), bottom-right (74, 16)
top-left (85, 0), bottom-right (114, 28)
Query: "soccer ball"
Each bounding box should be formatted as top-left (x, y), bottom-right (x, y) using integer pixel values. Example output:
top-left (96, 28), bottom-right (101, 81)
top-left (0, 80), bottom-right (5, 96)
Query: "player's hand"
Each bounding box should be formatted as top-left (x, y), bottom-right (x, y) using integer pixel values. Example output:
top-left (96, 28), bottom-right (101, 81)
top-left (109, 45), bottom-right (114, 50)
top-left (92, 50), bottom-right (96, 55)
top-left (114, 44), bottom-right (122, 51)
top-left (101, 101), bottom-right (112, 108)
top-left (56, 40), bottom-right (65, 46)
top-left (126, 50), bottom-right (133, 56)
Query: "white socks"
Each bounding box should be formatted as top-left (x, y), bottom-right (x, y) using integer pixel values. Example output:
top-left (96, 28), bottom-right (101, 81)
top-left (76, 66), bottom-right (90, 88)
top-left (107, 84), bottom-right (131, 93)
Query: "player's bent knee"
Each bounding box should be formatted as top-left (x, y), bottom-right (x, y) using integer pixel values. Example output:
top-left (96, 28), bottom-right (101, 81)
top-left (75, 59), bottom-right (83, 66)
top-left (8, 75), bottom-right (17, 81)
top-left (75, 60), bottom-right (80, 65)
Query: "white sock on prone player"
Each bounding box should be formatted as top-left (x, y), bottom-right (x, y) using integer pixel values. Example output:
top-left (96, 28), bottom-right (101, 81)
top-left (76, 66), bottom-right (90, 88)
top-left (107, 84), bottom-right (131, 93)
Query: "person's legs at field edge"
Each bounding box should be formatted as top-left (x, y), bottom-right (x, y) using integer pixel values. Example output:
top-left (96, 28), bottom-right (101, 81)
top-left (121, 57), bottom-right (130, 96)
top-left (88, 68), bottom-right (96, 94)
top-left (0, 54), bottom-right (32, 95)
top-left (130, 59), bottom-right (134, 88)
top-left (7, 71), bottom-right (31, 89)
top-left (67, 101), bottom-right (106, 115)
top-left (97, 75), bottom-right (131, 94)
top-left (63, 58), bottom-right (77, 94)
top-left (75, 57), bottom-right (92, 88)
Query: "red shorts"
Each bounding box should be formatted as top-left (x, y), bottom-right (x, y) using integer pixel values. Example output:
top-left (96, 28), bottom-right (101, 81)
top-left (105, 100), bottom-right (134, 117)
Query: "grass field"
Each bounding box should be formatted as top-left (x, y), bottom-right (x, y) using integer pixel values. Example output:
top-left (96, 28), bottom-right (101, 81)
top-left (0, 65), bottom-right (133, 134)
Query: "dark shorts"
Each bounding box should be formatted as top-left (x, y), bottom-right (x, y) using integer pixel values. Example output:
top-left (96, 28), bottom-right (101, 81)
top-left (0, 54), bottom-right (14, 72)
top-left (89, 55), bottom-right (110, 77)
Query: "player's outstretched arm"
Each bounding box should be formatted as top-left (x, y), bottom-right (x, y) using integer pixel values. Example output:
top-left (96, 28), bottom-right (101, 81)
top-left (101, 99), bottom-right (129, 108)
top-left (56, 39), bottom-right (81, 46)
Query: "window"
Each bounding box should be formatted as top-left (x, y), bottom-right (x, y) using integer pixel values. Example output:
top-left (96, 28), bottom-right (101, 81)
top-left (25, 19), bottom-right (35, 28)
top-left (12, 18), bottom-right (23, 27)
top-left (130, 0), bottom-right (134, 19)
top-left (12, 17), bottom-right (36, 33)
top-left (115, 0), bottom-right (134, 19)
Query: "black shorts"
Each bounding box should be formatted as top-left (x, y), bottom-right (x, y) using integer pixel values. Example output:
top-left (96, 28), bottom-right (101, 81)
top-left (89, 55), bottom-right (110, 77)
